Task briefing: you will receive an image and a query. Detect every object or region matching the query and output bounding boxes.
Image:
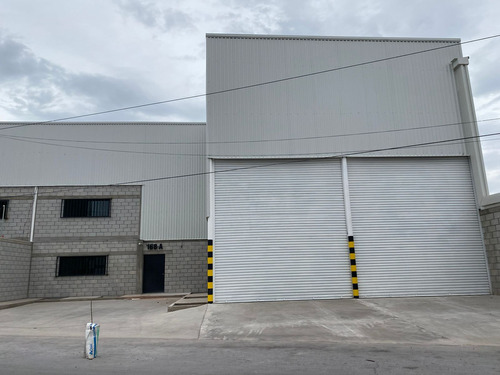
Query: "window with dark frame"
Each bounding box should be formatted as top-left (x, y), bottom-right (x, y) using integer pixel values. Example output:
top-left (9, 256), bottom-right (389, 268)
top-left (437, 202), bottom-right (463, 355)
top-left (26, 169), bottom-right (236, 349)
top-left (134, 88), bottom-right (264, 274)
top-left (0, 200), bottom-right (8, 220)
top-left (57, 256), bottom-right (108, 277)
top-left (61, 199), bottom-right (111, 218)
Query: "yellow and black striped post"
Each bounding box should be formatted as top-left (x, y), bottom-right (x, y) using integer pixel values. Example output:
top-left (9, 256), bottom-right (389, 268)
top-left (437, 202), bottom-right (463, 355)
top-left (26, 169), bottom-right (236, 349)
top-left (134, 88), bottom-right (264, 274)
top-left (348, 235), bottom-right (359, 298)
top-left (207, 239), bottom-right (213, 303)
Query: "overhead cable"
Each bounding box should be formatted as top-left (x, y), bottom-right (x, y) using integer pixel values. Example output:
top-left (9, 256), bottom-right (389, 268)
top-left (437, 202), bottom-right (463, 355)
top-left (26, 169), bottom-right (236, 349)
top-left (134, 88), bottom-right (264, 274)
top-left (2, 130), bottom-right (498, 200)
top-left (0, 33), bottom-right (499, 133)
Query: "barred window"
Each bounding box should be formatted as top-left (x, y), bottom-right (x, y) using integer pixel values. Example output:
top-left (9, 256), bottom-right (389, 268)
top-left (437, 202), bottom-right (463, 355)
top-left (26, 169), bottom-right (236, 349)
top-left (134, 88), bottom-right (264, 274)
top-left (0, 200), bottom-right (8, 220)
top-left (57, 256), bottom-right (108, 277)
top-left (61, 199), bottom-right (111, 218)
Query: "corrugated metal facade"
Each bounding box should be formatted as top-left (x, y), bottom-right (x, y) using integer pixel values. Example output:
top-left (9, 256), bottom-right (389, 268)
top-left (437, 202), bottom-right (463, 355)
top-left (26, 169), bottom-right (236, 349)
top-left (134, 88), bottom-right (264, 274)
top-left (207, 34), bottom-right (491, 302)
top-left (213, 159), bottom-right (352, 302)
top-left (0, 123), bottom-right (206, 240)
top-left (212, 157), bottom-right (491, 300)
top-left (206, 35), bottom-right (466, 158)
top-left (348, 157), bottom-right (490, 297)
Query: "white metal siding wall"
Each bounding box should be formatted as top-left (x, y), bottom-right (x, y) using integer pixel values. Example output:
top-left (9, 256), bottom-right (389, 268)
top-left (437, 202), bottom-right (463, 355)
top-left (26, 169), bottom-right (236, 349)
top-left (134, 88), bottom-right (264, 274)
top-left (348, 157), bottom-right (490, 297)
top-left (213, 159), bottom-right (352, 302)
top-left (207, 36), bottom-right (465, 158)
top-left (0, 123), bottom-right (207, 240)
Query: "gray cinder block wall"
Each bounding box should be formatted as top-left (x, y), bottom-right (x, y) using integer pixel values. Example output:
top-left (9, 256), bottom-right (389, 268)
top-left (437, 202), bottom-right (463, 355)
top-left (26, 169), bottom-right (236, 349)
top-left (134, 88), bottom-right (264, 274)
top-left (143, 240), bottom-right (207, 294)
top-left (0, 187), bottom-right (34, 240)
top-left (0, 188), bottom-right (34, 302)
top-left (34, 186), bottom-right (141, 237)
top-left (1, 185), bottom-right (206, 299)
top-left (29, 186), bottom-right (142, 298)
top-left (480, 203), bottom-right (500, 295)
top-left (29, 241), bottom-right (138, 298)
top-left (0, 186), bottom-right (141, 299)
top-left (0, 239), bottom-right (32, 302)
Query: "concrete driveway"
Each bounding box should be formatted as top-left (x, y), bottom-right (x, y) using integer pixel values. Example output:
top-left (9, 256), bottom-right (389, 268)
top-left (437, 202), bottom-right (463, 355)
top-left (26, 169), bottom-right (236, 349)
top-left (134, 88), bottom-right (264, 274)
top-left (0, 295), bottom-right (499, 346)
top-left (201, 296), bottom-right (500, 346)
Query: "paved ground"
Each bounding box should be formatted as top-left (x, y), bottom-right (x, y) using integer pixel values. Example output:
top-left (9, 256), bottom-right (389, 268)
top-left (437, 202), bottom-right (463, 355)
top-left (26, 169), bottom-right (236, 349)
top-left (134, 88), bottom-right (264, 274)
top-left (0, 295), bottom-right (499, 344)
top-left (2, 337), bottom-right (499, 375)
top-left (0, 297), bottom-right (203, 339)
top-left (202, 296), bottom-right (500, 346)
top-left (1, 295), bottom-right (499, 374)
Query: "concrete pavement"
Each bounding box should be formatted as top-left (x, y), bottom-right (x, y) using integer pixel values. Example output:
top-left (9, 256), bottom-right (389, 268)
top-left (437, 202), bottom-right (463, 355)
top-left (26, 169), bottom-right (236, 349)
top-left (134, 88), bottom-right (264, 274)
top-left (201, 296), bottom-right (500, 345)
top-left (2, 337), bottom-right (500, 375)
top-left (0, 295), bottom-right (499, 346)
top-left (1, 296), bottom-right (500, 374)
top-left (0, 297), bottom-right (205, 339)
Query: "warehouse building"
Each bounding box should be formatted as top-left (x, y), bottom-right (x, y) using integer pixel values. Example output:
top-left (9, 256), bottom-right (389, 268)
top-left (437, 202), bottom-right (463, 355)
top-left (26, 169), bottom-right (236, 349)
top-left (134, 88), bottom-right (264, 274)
top-left (0, 34), bottom-right (498, 302)
top-left (205, 34), bottom-right (492, 302)
top-left (0, 123), bottom-right (207, 300)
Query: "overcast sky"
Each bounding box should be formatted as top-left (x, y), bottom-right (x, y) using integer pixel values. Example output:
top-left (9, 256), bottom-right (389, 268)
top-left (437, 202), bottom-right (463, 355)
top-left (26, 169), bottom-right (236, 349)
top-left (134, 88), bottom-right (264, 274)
top-left (1, 0), bottom-right (499, 193)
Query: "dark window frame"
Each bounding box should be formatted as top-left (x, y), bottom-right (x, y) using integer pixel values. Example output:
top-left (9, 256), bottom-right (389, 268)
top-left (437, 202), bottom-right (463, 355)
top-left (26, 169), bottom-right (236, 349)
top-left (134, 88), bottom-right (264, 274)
top-left (0, 200), bottom-right (8, 220)
top-left (61, 199), bottom-right (111, 218)
top-left (56, 255), bottom-right (108, 277)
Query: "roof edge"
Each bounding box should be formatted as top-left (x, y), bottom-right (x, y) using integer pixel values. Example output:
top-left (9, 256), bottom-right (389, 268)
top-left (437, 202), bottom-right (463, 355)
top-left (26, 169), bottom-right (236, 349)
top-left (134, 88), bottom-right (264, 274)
top-left (206, 33), bottom-right (461, 44)
top-left (0, 122), bottom-right (206, 126)
top-left (481, 192), bottom-right (500, 209)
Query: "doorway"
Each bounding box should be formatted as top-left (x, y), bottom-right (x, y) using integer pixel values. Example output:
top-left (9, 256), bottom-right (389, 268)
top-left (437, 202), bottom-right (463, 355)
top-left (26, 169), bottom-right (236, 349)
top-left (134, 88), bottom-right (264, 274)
top-left (142, 254), bottom-right (165, 293)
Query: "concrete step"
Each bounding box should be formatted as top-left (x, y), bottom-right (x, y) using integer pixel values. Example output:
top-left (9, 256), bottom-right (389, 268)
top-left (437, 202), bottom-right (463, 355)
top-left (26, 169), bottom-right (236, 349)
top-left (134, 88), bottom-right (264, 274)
top-left (122, 293), bottom-right (186, 300)
top-left (168, 293), bottom-right (208, 312)
top-left (184, 293), bottom-right (207, 299)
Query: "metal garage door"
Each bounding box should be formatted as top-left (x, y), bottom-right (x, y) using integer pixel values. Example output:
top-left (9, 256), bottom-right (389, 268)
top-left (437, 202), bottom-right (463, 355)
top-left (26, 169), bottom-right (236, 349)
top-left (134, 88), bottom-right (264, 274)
top-left (348, 157), bottom-right (490, 297)
top-left (213, 159), bottom-right (352, 303)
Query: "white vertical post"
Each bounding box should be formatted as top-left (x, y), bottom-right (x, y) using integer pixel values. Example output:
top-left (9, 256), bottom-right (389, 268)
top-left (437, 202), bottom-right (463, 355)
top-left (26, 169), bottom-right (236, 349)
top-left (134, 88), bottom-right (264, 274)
top-left (451, 57), bottom-right (489, 204)
top-left (341, 158), bottom-right (353, 237)
top-left (207, 159), bottom-right (215, 303)
top-left (208, 159), bottom-right (215, 241)
top-left (30, 187), bottom-right (38, 243)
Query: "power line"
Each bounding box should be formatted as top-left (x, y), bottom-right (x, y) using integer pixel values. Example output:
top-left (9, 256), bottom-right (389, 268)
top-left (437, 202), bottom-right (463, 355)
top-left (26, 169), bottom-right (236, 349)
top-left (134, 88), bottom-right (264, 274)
top-left (1, 117), bottom-right (499, 157)
top-left (0, 134), bottom-right (206, 157)
top-left (109, 130), bottom-right (500, 185)
top-left (0, 33), bottom-right (499, 133)
top-left (2, 130), bottom-right (497, 201)
top-left (0, 186), bottom-right (127, 201)
top-left (1, 117), bottom-right (499, 146)
top-left (2, 134), bottom-right (500, 200)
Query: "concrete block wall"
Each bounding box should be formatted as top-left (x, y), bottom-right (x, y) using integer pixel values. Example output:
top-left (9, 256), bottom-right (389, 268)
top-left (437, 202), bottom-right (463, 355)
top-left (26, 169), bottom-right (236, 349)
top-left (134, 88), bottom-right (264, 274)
top-left (29, 240), bottom-right (138, 298)
top-left (34, 186), bottom-right (141, 238)
top-left (1, 185), bottom-right (142, 300)
top-left (144, 240), bottom-right (207, 294)
top-left (480, 204), bottom-right (500, 295)
top-left (27, 186), bottom-right (142, 298)
top-left (0, 185), bottom-right (209, 298)
top-left (0, 239), bottom-right (32, 302)
top-left (0, 187), bottom-right (34, 240)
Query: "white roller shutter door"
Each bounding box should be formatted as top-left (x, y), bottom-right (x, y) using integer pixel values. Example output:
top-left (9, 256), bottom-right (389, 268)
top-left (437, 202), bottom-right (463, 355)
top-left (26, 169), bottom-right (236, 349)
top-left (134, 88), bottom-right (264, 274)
top-left (348, 157), bottom-right (490, 297)
top-left (214, 159), bottom-right (352, 303)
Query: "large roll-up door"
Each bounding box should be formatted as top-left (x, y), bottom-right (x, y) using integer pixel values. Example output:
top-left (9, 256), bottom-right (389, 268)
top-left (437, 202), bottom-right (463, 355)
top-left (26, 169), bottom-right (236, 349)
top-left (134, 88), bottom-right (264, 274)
top-left (348, 157), bottom-right (490, 297)
top-left (214, 159), bottom-right (352, 303)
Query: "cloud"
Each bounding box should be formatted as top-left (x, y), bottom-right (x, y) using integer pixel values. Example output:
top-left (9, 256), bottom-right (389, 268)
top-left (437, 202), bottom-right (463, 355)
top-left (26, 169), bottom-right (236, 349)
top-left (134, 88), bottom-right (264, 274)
top-left (210, 1), bottom-right (284, 34)
top-left (274, 0), bottom-right (486, 38)
top-left (483, 144), bottom-right (500, 194)
top-left (0, 37), bottom-right (50, 80)
top-left (0, 0), bottom-right (499, 191)
top-left (116, 0), bottom-right (285, 35)
top-left (0, 32), bottom-right (199, 122)
top-left (0, 35), bottom-right (66, 86)
top-left (467, 44), bottom-right (500, 98)
top-left (115, 0), bottom-right (196, 32)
